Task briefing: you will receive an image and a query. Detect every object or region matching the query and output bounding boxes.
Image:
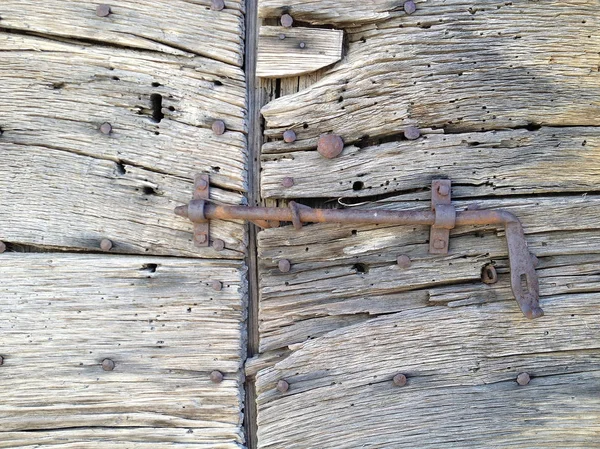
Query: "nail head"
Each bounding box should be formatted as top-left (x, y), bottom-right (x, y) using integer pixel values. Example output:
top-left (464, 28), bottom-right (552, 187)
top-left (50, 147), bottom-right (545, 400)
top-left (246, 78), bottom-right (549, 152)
top-left (280, 14), bottom-right (293, 28)
top-left (212, 120), bottom-right (226, 135)
top-left (210, 370), bottom-right (224, 383)
top-left (196, 179), bottom-right (209, 191)
top-left (437, 184), bottom-right (450, 196)
top-left (299, 42), bottom-right (306, 49)
top-left (211, 0), bottom-right (225, 11)
top-left (317, 134), bottom-right (344, 159)
top-left (282, 177), bottom-right (295, 188)
top-left (278, 259), bottom-right (291, 273)
top-left (404, 125), bottom-right (421, 140)
top-left (96, 4), bottom-right (111, 17)
top-left (101, 358), bottom-right (115, 371)
top-left (100, 122), bottom-right (112, 135)
top-left (279, 34), bottom-right (286, 40)
top-left (396, 255), bottom-right (411, 268)
top-left (212, 239), bottom-right (225, 251)
top-left (283, 130), bottom-right (297, 143)
top-left (277, 379), bottom-right (289, 393)
top-left (211, 280), bottom-right (223, 291)
top-left (100, 239), bottom-right (113, 251)
top-left (195, 233), bottom-right (208, 244)
top-left (433, 239), bottom-right (446, 250)
top-left (393, 373), bottom-right (407, 387)
top-left (404, 0), bottom-right (417, 15)
top-left (517, 372), bottom-right (530, 386)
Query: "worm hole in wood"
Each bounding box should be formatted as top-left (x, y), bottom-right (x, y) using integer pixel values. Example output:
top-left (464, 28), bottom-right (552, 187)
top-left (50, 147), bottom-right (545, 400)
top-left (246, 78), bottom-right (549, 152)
top-left (150, 94), bottom-right (164, 123)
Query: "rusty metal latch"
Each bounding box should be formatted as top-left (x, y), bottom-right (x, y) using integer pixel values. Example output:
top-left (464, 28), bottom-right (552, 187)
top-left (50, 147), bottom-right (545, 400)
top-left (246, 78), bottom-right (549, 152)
top-left (175, 177), bottom-right (543, 319)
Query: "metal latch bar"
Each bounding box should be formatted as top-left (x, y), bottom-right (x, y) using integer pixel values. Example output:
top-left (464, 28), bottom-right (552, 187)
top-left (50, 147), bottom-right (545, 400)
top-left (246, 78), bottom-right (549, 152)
top-left (175, 177), bottom-right (543, 319)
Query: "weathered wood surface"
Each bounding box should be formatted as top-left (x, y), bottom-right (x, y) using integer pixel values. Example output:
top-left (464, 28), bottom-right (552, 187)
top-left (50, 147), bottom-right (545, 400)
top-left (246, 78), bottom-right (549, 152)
top-left (0, 0), bottom-right (245, 66)
top-left (261, 0), bottom-right (600, 150)
top-left (0, 34), bottom-right (247, 257)
top-left (0, 254), bottom-right (247, 447)
top-left (256, 296), bottom-right (600, 448)
top-left (257, 26), bottom-right (344, 78)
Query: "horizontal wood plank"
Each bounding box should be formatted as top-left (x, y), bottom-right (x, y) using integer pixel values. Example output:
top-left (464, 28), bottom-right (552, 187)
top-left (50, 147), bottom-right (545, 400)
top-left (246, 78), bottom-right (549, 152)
top-left (256, 295), bottom-right (600, 448)
top-left (0, 254), bottom-right (246, 446)
top-left (0, 0), bottom-right (245, 66)
top-left (261, 0), bottom-right (600, 149)
top-left (257, 26), bottom-right (344, 78)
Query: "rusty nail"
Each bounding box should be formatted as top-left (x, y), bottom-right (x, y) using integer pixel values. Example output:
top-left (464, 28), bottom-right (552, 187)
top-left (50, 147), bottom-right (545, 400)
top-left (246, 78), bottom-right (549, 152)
top-left (212, 120), bottom-right (226, 135)
top-left (210, 370), bottom-right (224, 383)
top-left (404, 0), bottom-right (417, 15)
top-left (100, 239), bottom-right (113, 251)
top-left (396, 255), bottom-right (411, 269)
top-left (516, 372), bottom-right (530, 386)
top-left (196, 179), bottom-right (209, 191)
top-left (0, 356), bottom-right (3, 366)
top-left (280, 14), bottom-right (293, 28)
top-left (437, 184), bottom-right (450, 196)
top-left (317, 134), bottom-right (344, 159)
top-left (195, 233), bottom-right (208, 244)
top-left (279, 33), bottom-right (286, 40)
top-left (282, 177), bottom-right (295, 188)
top-left (393, 373), bottom-right (407, 387)
top-left (211, 280), bottom-right (223, 291)
top-left (102, 358), bottom-right (115, 371)
top-left (433, 239), bottom-right (446, 250)
top-left (212, 239), bottom-right (225, 251)
top-left (482, 264), bottom-right (498, 284)
top-left (0, 241), bottom-right (6, 254)
top-left (299, 42), bottom-right (306, 49)
top-left (100, 122), bottom-right (112, 135)
top-left (211, 0), bottom-right (225, 11)
top-left (404, 125), bottom-right (421, 140)
top-left (96, 4), bottom-right (111, 17)
top-left (278, 259), bottom-right (291, 273)
top-left (276, 379), bottom-right (289, 393)
top-left (283, 130), bottom-right (297, 143)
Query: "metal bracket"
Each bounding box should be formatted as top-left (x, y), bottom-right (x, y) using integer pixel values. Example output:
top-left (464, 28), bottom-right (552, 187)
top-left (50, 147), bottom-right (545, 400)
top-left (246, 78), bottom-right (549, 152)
top-left (175, 176), bottom-right (543, 319)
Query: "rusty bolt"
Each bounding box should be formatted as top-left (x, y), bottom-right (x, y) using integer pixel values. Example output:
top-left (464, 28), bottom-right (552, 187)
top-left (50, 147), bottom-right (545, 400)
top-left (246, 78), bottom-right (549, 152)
top-left (299, 42), bottom-right (306, 49)
top-left (482, 264), bottom-right (498, 284)
top-left (433, 239), bottom-right (446, 250)
top-left (282, 177), bottom-right (295, 188)
top-left (210, 370), bottom-right (224, 383)
top-left (437, 184), bottom-right (450, 196)
top-left (100, 239), bottom-right (113, 251)
top-left (211, 0), bottom-right (225, 11)
top-left (404, 0), bottom-right (417, 15)
top-left (393, 373), bottom-right (407, 387)
top-left (0, 241), bottom-right (6, 254)
top-left (516, 372), bottom-right (530, 386)
top-left (280, 14), bottom-right (293, 28)
top-left (212, 120), bottom-right (226, 136)
top-left (212, 239), bottom-right (225, 251)
top-left (101, 358), bottom-right (115, 371)
top-left (396, 255), bottom-right (411, 269)
top-left (196, 178), bottom-right (209, 191)
top-left (100, 122), bottom-right (112, 135)
top-left (276, 379), bottom-right (290, 393)
top-left (96, 4), bottom-right (111, 17)
top-left (211, 280), bottom-right (223, 291)
top-left (404, 125), bottom-right (421, 140)
top-left (317, 134), bottom-right (344, 159)
top-left (195, 233), bottom-right (208, 244)
top-left (283, 130), bottom-right (297, 143)
top-left (278, 259), bottom-right (291, 273)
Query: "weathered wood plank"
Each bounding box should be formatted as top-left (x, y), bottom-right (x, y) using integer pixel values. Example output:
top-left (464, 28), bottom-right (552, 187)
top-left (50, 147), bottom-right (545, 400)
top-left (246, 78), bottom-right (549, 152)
top-left (261, 0), bottom-right (600, 149)
top-left (0, 254), bottom-right (246, 446)
top-left (257, 26), bottom-right (344, 78)
top-left (257, 195), bottom-right (600, 350)
top-left (256, 295), bottom-right (600, 448)
top-left (262, 127), bottom-right (600, 198)
top-left (0, 0), bottom-right (245, 66)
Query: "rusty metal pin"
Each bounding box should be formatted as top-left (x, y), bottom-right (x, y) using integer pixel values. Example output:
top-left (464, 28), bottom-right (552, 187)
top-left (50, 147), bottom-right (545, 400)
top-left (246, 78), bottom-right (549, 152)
top-left (283, 130), bottom-right (297, 143)
top-left (396, 255), bottom-right (411, 269)
top-left (482, 264), bottom-right (498, 284)
top-left (0, 241), bottom-right (6, 254)
top-left (282, 177), bottom-right (295, 188)
top-left (516, 372), bottom-right (530, 386)
top-left (278, 259), bottom-right (291, 273)
top-left (317, 134), bottom-right (344, 159)
top-left (96, 4), bottom-right (111, 17)
top-left (100, 122), bottom-right (112, 135)
top-left (101, 358), bottom-right (115, 371)
top-left (100, 239), bottom-right (113, 252)
top-left (210, 370), bottom-right (224, 383)
top-left (211, 280), bottom-right (223, 291)
top-left (212, 120), bottom-right (226, 135)
top-left (212, 239), bottom-right (225, 251)
top-left (280, 14), bottom-right (293, 28)
top-left (211, 0), bottom-right (225, 11)
top-left (276, 379), bottom-right (290, 393)
top-left (393, 373), bottom-right (407, 386)
top-left (404, 125), bottom-right (421, 140)
top-left (404, 0), bottom-right (417, 14)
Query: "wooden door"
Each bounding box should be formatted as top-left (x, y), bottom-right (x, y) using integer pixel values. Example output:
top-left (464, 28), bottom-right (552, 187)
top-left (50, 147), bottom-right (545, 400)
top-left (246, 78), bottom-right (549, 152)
top-left (251, 1), bottom-right (600, 448)
top-left (0, 1), bottom-right (248, 447)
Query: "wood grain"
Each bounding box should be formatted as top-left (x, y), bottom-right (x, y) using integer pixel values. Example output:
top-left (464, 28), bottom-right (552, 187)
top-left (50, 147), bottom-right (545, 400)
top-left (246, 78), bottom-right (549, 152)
top-left (256, 295), bottom-right (600, 448)
top-left (261, 0), bottom-right (600, 150)
top-left (0, 0), bottom-right (245, 66)
top-left (0, 254), bottom-right (246, 447)
top-left (257, 26), bottom-right (344, 78)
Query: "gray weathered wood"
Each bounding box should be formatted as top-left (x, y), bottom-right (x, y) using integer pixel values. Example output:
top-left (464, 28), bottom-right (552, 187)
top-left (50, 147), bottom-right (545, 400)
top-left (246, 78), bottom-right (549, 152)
top-left (0, 254), bottom-right (246, 447)
top-left (257, 26), bottom-right (344, 78)
top-left (261, 0), bottom-right (600, 149)
top-left (256, 295), bottom-right (600, 448)
top-left (0, 0), bottom-right (245, 66)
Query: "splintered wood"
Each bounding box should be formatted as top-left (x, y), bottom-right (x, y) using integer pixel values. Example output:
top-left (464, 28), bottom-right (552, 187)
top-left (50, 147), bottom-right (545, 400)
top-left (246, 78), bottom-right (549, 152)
top-left (0, 254), bottom-right (247, 448)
